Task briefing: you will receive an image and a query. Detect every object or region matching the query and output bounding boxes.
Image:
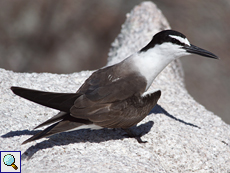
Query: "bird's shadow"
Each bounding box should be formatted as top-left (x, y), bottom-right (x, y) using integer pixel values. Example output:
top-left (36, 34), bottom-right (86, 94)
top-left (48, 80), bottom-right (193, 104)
top-left (1, 121), bottom-right (154, 160)
top-left (150, 104), bottom-right (200, 128)
top-left (2, 104), bottom-right (199, 160)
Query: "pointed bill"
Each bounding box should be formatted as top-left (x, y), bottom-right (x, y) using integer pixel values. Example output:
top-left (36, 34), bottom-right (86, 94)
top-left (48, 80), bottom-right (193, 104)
top-left (183, 44), bottom-right (218, 59)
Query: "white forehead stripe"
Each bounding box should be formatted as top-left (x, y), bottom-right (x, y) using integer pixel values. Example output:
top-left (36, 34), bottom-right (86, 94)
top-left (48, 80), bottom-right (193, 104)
top-left (169, 35), bottom-right (191, 46)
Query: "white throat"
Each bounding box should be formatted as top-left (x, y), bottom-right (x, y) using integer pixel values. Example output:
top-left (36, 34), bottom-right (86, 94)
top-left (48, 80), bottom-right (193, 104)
top-left (125, 43), bottom-right (188, 90)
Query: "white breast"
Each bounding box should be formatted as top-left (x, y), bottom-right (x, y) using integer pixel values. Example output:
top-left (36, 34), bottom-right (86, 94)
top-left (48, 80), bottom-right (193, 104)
top-left (125, 46), bottom-right (175, 90)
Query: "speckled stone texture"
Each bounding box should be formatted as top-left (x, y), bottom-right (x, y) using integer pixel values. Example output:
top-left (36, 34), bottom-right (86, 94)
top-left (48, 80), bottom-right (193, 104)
top-left (0, 2), bottom-right (230, 173)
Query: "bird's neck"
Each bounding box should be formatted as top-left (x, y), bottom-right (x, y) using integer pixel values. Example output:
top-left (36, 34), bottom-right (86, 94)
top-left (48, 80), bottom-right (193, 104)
top-left (124, 47), bottom-right (176, 90)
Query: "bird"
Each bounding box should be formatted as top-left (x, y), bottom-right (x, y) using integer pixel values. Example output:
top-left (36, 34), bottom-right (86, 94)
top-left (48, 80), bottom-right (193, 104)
top-left (11, 30), bottom-right (218, 144)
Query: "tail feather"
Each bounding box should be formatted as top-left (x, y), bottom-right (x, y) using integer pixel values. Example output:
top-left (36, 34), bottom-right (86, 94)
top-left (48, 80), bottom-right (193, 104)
top-left (22, 122), bottom-right (59, 144)
top-left (22, 113), bottom-right (93, 144)
top-left (34, 111), bottom-right (67, 129)
top-left (22, 119), bottom-right (92, 144)
top-left (11, 86), bottom-right (81, 112)
top-left (34, 112), bottom-right (93, 129)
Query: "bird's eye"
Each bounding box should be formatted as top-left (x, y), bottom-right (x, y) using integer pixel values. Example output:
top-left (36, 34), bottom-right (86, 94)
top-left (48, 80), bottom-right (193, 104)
top-left (171, 38), bottom-right (185, 46)
top-left (171, 38), bottom-right (177, 43)
top-left (173, 38), bottom-right (179, 43)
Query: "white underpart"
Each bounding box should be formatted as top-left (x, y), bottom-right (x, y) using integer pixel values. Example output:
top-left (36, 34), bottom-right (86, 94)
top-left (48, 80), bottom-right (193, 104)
top-left (66, 124), bottom-right (103, 132)
top-left (125, 42), bottom-right (190, 90)
top-left (169, 35), bottom-right (191, 46)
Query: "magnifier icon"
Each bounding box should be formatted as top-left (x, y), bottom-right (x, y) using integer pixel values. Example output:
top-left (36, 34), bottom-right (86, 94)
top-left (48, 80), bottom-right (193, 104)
top-left (3, 154), bottom-right (18, 170)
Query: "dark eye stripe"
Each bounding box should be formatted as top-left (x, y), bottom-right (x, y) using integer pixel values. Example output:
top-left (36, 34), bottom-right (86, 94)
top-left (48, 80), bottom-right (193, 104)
top-left (140, 30), bottom-right (188, 52)
top-left (171, 38), bottom-right (185, 46)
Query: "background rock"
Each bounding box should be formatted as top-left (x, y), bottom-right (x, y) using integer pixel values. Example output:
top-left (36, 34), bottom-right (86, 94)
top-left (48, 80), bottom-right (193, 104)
top-left (1, 2), bottom-right (230, 173)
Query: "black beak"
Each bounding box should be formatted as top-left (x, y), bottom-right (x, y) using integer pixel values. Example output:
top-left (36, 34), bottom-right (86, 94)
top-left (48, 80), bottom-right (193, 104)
top-left (183, 44), bottom-right (218, 59)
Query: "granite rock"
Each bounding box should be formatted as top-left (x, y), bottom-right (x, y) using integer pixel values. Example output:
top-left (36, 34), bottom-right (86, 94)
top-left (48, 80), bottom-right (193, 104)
top-left (0, 2), bottom-right (230, 173)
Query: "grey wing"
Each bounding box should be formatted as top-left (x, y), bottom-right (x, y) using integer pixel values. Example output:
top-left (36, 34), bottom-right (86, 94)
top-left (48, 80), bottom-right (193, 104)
top-left (84, 74), bottom-right (146, 102)
top-left (76, 65), bottom-right (147, 102)
top-left (70, 68), bottom-right (153, 128)
top-left (89, 90), bottom-right (161, 128)
top-left (71, 89), bottom-right (161, 129)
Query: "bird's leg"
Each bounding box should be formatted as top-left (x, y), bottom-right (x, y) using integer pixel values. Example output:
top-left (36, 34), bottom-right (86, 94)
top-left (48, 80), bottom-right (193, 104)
top-left (122, 128), bottom-right (147, 143)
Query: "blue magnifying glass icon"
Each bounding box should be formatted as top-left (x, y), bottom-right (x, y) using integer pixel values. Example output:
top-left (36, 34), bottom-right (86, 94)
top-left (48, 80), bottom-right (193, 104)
top-left (3, 154), bottom-right (18, 170)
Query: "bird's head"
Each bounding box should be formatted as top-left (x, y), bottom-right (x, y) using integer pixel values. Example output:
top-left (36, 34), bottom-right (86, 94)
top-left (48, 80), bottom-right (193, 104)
top-left (140, 30), bottom-right (218, 60)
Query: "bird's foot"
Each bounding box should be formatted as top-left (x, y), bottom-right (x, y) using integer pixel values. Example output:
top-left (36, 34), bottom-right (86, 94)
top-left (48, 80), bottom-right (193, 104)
top-left (122, 128), bottom-right (147, 143)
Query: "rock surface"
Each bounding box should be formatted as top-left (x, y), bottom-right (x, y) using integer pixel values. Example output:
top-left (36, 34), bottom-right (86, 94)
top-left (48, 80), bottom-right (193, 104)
top-left (1, 2), bottom-right (230, 173)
